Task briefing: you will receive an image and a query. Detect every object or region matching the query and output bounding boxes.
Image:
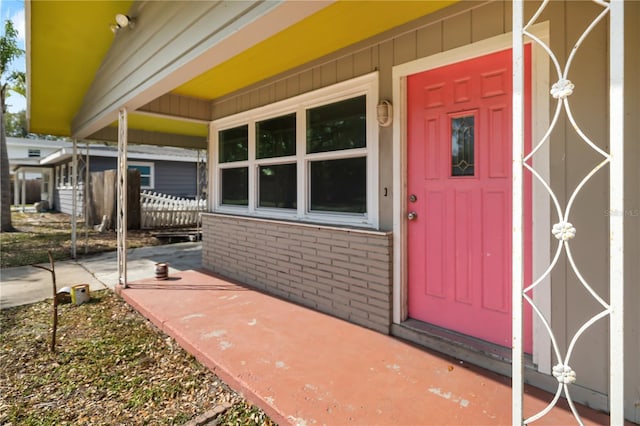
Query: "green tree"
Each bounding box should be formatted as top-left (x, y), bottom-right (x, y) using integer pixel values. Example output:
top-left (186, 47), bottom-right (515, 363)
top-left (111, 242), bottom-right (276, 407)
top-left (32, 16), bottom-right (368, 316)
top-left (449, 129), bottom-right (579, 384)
top-left (1, 20), bottom-right (25, 232)
top-left (5, 110), bottom-right (27, 137)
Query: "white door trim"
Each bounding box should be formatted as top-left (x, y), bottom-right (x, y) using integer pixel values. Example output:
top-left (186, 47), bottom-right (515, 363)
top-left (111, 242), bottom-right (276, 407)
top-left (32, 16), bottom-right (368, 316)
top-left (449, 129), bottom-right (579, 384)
top-left (391, 23), bottom-right (551, 374)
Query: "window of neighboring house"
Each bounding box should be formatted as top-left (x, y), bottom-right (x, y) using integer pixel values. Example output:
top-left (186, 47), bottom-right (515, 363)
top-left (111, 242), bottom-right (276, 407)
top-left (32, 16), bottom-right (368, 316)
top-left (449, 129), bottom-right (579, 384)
top-left (55, 166), bottom-right (60, 187)
top-left (67, 163), bottom-right (75, 186)
top-left (212, 73), bottom-right (379, 227)
top-left (28, 149), bottom-right (41, 158)
top-left (128, 162), bottom-right (154, 189)
top-left (61, 164), bottom-right (67, 185)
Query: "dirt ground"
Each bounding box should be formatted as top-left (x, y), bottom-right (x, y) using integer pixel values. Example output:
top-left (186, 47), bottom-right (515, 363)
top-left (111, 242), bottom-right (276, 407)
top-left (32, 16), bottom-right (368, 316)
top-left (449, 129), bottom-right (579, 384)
top-left (0, 210), bottom-right (276, 425)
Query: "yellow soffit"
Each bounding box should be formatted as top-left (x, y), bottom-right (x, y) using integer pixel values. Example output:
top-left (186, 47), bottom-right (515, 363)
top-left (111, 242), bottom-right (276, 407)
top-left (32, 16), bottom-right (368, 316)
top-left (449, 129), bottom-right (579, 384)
top-left (110, 114), bottom-right (209, 138)
top-left (174, 0), bottom-right (456, 100)
top-left (29, 1), bottom-right (134, 137)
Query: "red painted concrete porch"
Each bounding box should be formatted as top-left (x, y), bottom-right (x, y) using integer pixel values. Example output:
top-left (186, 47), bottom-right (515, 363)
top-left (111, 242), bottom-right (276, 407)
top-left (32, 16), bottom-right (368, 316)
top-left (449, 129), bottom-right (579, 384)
top-left (120, 269), bottom-right (612, 425)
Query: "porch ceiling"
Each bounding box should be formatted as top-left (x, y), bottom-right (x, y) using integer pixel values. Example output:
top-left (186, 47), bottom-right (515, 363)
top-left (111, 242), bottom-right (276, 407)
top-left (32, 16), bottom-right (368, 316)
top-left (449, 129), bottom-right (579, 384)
top-left (28, 0), bottom-right (456, 143)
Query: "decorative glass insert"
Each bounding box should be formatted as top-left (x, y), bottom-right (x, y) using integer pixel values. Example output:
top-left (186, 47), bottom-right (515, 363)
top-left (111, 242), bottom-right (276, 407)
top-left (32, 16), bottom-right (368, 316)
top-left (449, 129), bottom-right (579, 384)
top-left (219, 125), bottom-right (248, 163)
top-left (451, 115), bottom-right (475, 176)
top-left (306, 96), bottom-right (366, 154)
top-left (310, 157), bottom-right (366, 213)
top-left (259, 163), bottom-right (297, 209)
top-left (256, 114), bottom-right (296, 159)
top-left (221, 167), bottom-right (248, 206)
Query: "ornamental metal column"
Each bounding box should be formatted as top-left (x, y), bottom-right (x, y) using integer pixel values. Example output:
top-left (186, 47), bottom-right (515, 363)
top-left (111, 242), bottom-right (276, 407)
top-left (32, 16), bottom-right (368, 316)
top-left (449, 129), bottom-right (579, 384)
top-left (117, 108), bottom-right (128, 288)
top-left (512, 1), bottom-right (624, 424)
top-left (608, 2), bottom-right (625, 423)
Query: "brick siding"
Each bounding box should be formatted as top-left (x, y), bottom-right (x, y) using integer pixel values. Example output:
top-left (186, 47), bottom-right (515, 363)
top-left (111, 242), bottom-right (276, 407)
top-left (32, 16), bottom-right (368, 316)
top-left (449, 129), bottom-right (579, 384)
top-left (201, 213), bottom-right (393, 334)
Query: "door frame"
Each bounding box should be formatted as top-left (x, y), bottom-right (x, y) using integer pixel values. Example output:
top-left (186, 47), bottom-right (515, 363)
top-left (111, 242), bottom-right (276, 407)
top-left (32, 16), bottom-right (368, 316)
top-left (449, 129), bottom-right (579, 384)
top-left (391, 23), bottom-right (551, 373)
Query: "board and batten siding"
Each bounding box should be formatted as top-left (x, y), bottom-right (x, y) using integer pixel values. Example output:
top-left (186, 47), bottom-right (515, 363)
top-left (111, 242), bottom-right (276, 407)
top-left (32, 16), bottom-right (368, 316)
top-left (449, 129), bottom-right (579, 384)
top-left (202, 214), bottom-right (393, 334)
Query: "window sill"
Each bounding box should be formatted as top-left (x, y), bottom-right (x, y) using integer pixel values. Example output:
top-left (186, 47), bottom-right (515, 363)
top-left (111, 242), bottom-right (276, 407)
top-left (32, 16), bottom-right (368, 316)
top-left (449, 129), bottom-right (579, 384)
top-left (212, 206), bottom-right (377, 230)
top-left (203, 211), bottom-right (387, 235)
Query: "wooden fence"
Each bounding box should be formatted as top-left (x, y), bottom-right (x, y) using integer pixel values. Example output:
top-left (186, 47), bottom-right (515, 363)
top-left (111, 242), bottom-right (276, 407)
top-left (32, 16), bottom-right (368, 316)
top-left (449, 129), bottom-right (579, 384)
top-left (140, 190), bottom-right (206, 229)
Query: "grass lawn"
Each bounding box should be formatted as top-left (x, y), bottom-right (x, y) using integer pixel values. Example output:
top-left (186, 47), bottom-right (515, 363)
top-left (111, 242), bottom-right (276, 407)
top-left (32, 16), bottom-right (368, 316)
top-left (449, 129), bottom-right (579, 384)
top-left (1, 211), bottom-right (161, 268)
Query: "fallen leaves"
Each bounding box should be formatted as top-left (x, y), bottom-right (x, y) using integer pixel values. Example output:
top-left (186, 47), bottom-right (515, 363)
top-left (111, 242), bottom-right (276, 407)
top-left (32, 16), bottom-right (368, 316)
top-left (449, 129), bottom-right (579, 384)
top-left (1, 211), bottom-right (162, 268)
top-left (0, 290), bottom-right (275, 425)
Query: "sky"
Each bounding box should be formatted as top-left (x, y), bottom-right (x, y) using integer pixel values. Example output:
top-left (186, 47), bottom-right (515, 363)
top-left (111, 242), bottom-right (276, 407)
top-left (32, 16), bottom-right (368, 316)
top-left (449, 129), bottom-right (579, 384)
top-left (1, 0), bottom-right (27, 113)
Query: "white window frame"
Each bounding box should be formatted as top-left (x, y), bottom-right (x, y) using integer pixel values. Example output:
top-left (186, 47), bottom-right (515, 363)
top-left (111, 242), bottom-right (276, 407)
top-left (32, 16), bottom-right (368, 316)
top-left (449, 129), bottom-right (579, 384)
top-left (61, 164), bottom-right (68, 186)
top-left (211, 72), bottom-right (380, 228)
top-left (128, 161), bottom-right (155, 190)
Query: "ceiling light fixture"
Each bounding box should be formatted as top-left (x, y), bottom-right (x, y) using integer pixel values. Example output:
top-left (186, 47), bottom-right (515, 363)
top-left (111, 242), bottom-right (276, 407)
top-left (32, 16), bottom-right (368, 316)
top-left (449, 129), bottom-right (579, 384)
top-left (110, 14), bottom-right (135, 34)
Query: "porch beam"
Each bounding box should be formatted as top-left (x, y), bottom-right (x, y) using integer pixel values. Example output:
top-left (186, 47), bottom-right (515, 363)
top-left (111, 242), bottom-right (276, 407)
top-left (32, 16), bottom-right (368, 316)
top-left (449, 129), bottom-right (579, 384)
top-left (609, 0), bottom-right (624, 423)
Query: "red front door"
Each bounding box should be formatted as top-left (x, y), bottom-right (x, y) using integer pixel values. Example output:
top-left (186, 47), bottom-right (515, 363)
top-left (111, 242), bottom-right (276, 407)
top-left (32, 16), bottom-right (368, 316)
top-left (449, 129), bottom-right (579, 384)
top-left (406, 47), bottom-right (532, 351)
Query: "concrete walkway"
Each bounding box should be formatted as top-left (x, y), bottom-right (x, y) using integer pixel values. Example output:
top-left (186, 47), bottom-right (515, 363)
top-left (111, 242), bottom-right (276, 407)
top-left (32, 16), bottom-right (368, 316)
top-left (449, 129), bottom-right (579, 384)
top-left (1, 242), bottom-right (620, 425)
top-left (120, 270), bottom-right (615, 426)
top-left (0, 241), bottom-right (201, 309)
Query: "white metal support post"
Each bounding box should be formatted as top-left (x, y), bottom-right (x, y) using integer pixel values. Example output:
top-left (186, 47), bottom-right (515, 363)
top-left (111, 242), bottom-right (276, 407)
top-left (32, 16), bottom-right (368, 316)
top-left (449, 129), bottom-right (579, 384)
top-left (71, 139), bottom-right (78, 259)
top-left (84, 142), bottom-right (90, 254)
top-left (609, 1), bottom-right (624, 423)
top-left (117, 108), bottom-right (128, 288)
top-left (13, 172), bottom-right (18, 206)
top-left (20, 170), bottom-right (26, 212)
top-left (511, 2), bottom-right (525, 424)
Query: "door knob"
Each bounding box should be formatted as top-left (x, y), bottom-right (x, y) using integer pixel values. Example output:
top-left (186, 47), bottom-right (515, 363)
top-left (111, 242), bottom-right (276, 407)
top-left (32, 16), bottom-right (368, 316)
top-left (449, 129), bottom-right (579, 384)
top-left (407, 211), bottom-right (418, 221)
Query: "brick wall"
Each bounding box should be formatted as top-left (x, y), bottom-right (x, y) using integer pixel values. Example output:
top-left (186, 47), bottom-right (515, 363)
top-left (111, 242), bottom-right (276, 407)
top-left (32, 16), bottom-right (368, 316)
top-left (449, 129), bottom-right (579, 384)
top-left (201, 213), bottom-right (393, 334)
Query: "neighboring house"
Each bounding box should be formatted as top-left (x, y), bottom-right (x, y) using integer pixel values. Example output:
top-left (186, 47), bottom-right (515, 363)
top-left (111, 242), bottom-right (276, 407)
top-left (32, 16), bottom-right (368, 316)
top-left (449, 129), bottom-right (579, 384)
top-left (26, 1), bottom-right (639, 423)
top-left (7, 137), bottom-right (72, 205)
top-left (10, 138), bottom-right (204, 213)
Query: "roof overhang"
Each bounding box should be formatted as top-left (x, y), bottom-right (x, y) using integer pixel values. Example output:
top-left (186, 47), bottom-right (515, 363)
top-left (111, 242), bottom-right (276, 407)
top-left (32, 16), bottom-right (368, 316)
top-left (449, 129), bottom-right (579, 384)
top-left (28, 1), bottom-right (456, 146)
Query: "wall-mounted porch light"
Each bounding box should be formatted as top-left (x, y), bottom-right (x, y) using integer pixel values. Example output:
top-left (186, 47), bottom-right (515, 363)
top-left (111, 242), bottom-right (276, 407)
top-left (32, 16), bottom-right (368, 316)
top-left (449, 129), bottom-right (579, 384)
top-left (376, 100), bottom-right (393, 127)
top-left (110, 14), bottom-right (135, 34)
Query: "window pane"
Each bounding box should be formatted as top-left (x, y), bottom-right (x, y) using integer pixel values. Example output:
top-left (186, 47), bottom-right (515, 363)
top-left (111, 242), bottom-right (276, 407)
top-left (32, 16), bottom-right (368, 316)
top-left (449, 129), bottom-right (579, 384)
top-left (221, 168), bottom-right (248, 206)
top-left (259, 163), bottom-right (297, 209)
top-left (256, 114), bottom-right (296, 159)
top-left (310, 157), bottom-right (366, 213)
top-left (219, 125), bottom-right (248, 163)
top-left (128, 165), bottom-right (150, 175)
top-left (451, 115), bottom-right (475, 176)
top-left (140, 176), bottom-right (151, 187)
top-left (307, 96), bottom-right (366, 154)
